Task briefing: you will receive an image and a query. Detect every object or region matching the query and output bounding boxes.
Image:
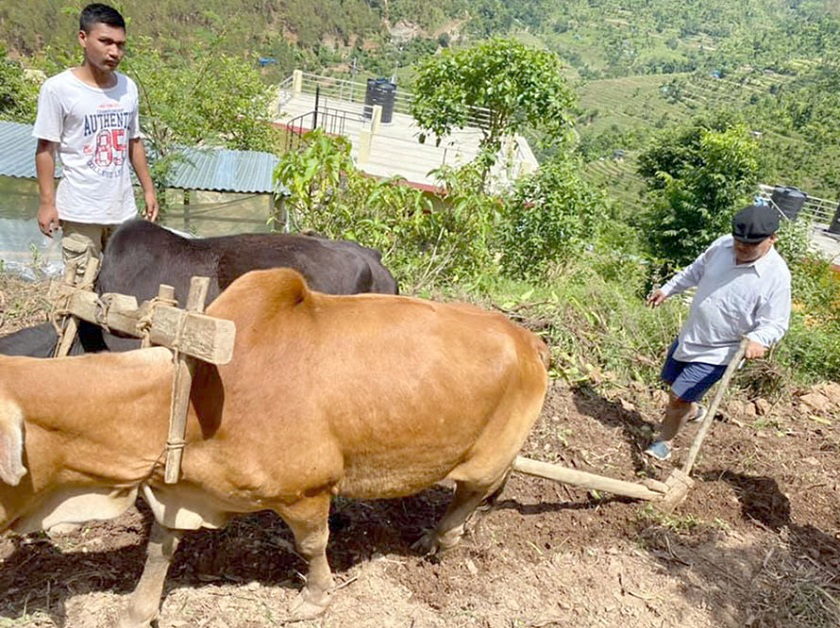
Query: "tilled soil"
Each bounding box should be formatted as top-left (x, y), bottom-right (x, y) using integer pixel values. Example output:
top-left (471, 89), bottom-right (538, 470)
top-left (1, 275), bottom-right (839, 627)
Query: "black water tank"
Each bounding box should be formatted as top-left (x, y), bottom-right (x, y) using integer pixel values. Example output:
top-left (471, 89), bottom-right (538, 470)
top-left (363, 78), bottom-right (397, 124)
top-left (828, 201), bottom-right (840, 235)
top-left (770, 186), bottom-right (807, 220)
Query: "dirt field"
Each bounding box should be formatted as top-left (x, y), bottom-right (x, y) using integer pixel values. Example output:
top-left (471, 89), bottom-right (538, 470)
top-left (1, 276), bottom-right (839, 628)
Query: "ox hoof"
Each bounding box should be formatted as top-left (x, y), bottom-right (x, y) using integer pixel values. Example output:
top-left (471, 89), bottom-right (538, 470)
top-left (288, 589), bottom-right (331, 622)
top-left (412, 529), bottom-right (461, 557)
top-left (412, 530), bottom-right (441, 555)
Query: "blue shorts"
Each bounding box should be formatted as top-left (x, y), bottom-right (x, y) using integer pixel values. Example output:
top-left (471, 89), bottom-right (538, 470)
top-left (661, 340), bottom-right (727, 403)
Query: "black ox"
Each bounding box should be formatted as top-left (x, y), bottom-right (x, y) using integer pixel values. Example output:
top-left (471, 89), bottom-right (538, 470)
top-left (0, 219), bottom-right (398, 356)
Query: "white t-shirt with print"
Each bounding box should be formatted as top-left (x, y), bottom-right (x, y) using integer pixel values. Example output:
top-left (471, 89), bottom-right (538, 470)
top-left (33, 69), bottom-right (141, 224)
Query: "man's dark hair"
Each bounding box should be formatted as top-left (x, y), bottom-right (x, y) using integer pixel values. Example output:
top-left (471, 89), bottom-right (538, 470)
top-left (79, 3), bottom-right (126, 33)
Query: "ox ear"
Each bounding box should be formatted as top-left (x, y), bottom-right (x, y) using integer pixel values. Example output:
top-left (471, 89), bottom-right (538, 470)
top-left (0, 400), bottom-right (27, 486)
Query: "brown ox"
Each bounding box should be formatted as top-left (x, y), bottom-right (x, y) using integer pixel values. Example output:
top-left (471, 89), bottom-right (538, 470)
top-left (0, 268), bottom-right (549, 626)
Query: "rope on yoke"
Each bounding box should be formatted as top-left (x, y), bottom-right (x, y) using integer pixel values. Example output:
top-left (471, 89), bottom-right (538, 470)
top-left (136, 295), bottom-right (179, 348)
top-left (75, 276), bottom-right (96, 292)
top-left (161, 310), bottom-right (191, 476)
top-left (164, 306), bottom-right (198, 483)
top-left (49, 258), bottom-right (98, 353)
top-left (94, 294), bottom-right (113, 332)
top-left (49, 291), bottom-right (73, 335)
top-left (165, 437), bottom-right (187, 455)
top-left (49, 270), bottom-right (82, 352)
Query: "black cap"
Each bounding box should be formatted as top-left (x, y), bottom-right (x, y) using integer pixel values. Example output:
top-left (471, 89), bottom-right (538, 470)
top-left (732, 204), bottom-right (780, 243)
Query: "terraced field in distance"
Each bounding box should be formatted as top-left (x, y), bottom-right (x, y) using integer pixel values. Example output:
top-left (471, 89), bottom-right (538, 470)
top-left (577, 73), bottom-right (690, 137)
top-left (575, 66), bottom-right (810, 208)
top-left (582, 155), bottom-right (646, 213)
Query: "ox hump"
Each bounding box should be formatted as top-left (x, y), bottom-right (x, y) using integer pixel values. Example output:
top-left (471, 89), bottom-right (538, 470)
top-left (212, 268), bottom-right (312, 317)
top-left (0, 397), bottom-right (26, 486)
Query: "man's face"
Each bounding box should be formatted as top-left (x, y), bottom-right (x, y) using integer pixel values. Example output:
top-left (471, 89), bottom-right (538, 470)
top-left (79, 23), bottom-right (126, 73)
top-left (733, 233), bottom-right (777, 264)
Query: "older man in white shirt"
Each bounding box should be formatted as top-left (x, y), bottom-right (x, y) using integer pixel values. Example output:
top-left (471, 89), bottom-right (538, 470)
top-left (644, 204), bottom-right (792, 461)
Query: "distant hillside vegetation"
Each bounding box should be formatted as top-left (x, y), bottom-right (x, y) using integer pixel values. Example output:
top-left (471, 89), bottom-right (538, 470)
top-left (7, 0), bottom-right (840, 197)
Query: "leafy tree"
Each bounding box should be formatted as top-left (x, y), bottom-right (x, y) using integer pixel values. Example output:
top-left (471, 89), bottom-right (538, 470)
top-left (637, 117), bottom-right (761, 268)
top-left (0, 46), bottom-right (39, 123)
top-left (410, 38), bottom-right (576, 163)
top-left (272, 130), bottom-right (360, 233)
top-left (122, 36), bottom-right (280, 193)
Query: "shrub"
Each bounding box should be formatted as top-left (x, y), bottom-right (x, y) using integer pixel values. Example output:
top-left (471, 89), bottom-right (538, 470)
top-left (497, 157), bottom-right (608, 279)
top-left (273, 131), bottom-right (501, 290)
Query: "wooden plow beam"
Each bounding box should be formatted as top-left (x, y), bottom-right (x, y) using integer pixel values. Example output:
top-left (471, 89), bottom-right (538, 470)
top-left (512, 340), bottom-right (750, 512)
top-left (49, 276), bottom-right (235, 484)
top-left (512, 456), bottom-right (670, 502)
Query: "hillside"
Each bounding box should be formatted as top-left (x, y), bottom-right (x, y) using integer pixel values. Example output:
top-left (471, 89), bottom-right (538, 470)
top-left (575, 63), bottom-right (840, 200)
top-left (4, 0), bottom-right (840, 197)
top-left (7, 0), bottom-right (840, 78)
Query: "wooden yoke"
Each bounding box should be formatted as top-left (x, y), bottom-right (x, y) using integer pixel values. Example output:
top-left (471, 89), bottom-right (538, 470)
top-left (164, 276), bottom-right (210, 484)
top-left (47, 282), bottom-right (235, 364)
top-left (53, 256), bottom-right (100, 357)
top-left (47, 276), bottom-right (236, 484)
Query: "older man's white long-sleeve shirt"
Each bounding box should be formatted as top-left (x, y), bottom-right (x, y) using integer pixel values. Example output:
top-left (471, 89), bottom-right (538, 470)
top-left (660, 234), bottom-right (791, 365)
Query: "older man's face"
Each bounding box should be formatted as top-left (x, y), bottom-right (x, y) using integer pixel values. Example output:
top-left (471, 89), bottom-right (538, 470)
top-left (733, 234), bottom-right (777, 264)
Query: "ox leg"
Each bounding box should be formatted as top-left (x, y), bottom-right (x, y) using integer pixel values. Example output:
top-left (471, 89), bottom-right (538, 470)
top-left (118, 521), bottom-right (182, 628)
top-left (419, 474), bottom-right (509, 556)
top-left (278, 494), bottom-right (335, 620)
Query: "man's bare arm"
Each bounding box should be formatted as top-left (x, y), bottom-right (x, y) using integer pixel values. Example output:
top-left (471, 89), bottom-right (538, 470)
top-left (129, 137), bottom-right (158, 221)
top-left (35, 139), bottom-right (59, 236)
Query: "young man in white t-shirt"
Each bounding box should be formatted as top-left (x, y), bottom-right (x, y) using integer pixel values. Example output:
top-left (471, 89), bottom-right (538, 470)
top-left (33, 3), bottom-right (158, 277)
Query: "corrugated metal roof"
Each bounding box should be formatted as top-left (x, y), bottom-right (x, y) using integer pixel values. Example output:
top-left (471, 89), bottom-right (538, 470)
top-left (0, 121), bottom-right (285, 195)
top-left (0, 120), bottom-right (61, 178)
top-left (167, 146), bottom-right (280, 194)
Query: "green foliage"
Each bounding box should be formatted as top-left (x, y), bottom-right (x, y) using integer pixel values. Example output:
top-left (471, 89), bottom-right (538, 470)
top-left (490, 258), bottom-right (683, 386)
top-left (778, 313), bottom-right (840, 383)
top-left (0, 46), bottom-right (39, 123)
top-left (576, 124), bottom-right (649, 162)
top-left (772, 220), bottom-right (840, 382)
top-left (410, 38), bottom-right (576, 157)
top-left (125, 38), bottom-right (279, 152)
top-left (273, 130), bottom-right (499, 289)
top-left (637, 118), bottom-right (760, 267)
top-left (7, 0), bottom-right (840, 90)
top-left (272, 130), bottom-right (361, 233)
top-left (282, 0), bottom-right (382, 48)
top-left (386, 0), bottom-right (468, 32)
top-left (0, 0), bottom-right (387, 57)
top-left (122, 36), bottom-right (280, 192)
top-left (774, 218), bottom-right (812, 268)
top-left (497, 156), bottom-right (608, 278)
top-left (421, 163), bottom-right (501, 283)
